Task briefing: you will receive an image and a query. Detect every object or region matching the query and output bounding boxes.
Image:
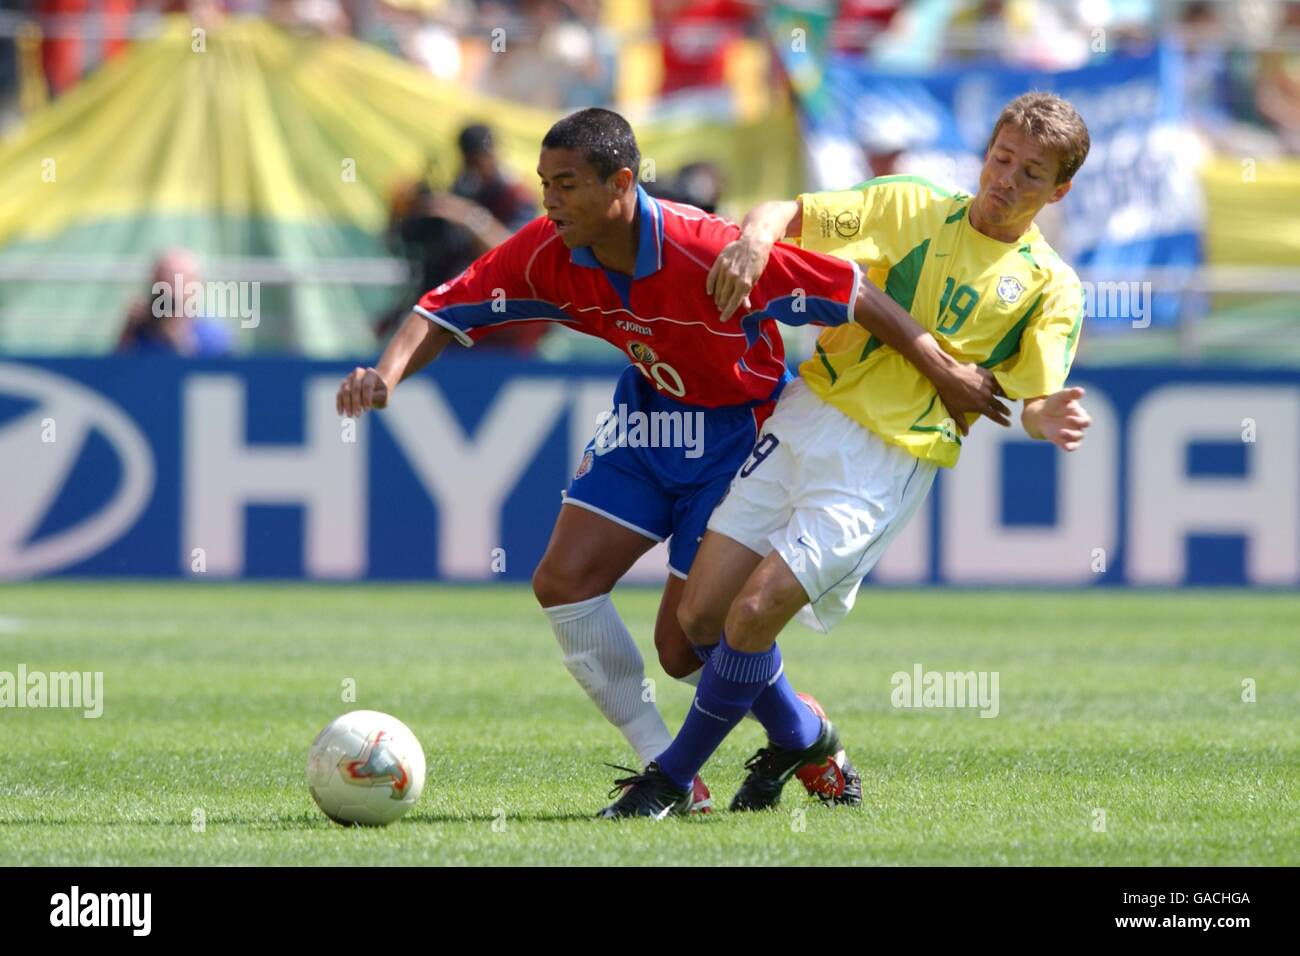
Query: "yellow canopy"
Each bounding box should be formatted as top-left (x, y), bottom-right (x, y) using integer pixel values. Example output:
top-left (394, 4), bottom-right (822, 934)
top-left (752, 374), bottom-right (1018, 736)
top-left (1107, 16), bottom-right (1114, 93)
top-left (0, 15), bottom-right (806, 353)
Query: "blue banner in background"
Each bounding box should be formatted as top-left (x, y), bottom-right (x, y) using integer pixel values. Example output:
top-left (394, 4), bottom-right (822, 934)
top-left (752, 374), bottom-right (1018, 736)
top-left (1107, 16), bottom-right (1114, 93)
top-left (803, 44), bottom-right (1203, 329)
top-left (2, 357), bottom-right (1297, 587)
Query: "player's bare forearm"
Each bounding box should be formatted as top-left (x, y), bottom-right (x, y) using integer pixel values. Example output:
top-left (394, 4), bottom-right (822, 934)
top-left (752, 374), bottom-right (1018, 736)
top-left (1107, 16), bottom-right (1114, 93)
top-left (1021, 388), bottom-right (1091, 452)
top-left (851, 285), bottom-right (951, 383)
top-left (378, 312), bottom-right (454, 386)
top-left (337, 313), bottom-right (454, 417)
top-left (850, 282), bottom-right (1011, 431)
top-left (1021, 398), bottom-right (1047, 440)
top-left (740, 199), bottom-right (802, 243)
top-left (710, 200), bottom-right (803, 321)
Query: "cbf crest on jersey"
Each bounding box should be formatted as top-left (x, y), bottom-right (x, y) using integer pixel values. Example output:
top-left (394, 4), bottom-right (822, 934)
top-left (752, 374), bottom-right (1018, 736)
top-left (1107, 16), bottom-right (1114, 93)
top-left (997, 276), bottom-right (1025, 304)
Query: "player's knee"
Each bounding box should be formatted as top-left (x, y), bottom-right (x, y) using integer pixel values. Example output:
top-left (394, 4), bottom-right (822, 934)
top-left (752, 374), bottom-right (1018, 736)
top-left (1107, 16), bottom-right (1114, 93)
top-left (654, 630), bottom-right (701, 680)
top-left (676, 593), bottom-right (725, 646)
top-left (531, 559), bottom-right (601, 608)
top-left (724, 591), bottom-right (776, 649)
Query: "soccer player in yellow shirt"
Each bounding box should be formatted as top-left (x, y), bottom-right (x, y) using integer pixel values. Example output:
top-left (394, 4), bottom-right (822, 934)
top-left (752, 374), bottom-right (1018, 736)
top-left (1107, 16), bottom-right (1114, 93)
top-left (601, 92), bottom-right (1096, 818)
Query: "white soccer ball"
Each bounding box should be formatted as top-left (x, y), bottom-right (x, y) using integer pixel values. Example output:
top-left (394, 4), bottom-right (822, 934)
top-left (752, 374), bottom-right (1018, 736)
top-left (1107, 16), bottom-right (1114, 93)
top-left (307, 710), bottom-right (426, 826)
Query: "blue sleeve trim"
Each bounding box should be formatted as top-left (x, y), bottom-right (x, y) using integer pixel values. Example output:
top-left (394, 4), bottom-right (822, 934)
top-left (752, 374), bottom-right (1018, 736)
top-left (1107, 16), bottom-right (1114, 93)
top-left (738, 294), bottom-right (852, 346)
top-left (417, 298), bottom-right (578, 342)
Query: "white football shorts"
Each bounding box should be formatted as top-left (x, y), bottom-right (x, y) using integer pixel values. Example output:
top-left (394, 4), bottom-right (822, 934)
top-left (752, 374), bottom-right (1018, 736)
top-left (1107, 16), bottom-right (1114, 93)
top-left (707, 378), bottom-right (937, 633)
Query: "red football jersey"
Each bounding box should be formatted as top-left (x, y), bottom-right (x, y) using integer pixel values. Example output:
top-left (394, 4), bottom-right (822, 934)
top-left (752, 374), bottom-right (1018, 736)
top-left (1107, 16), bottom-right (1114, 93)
top-left (415, 186), bottom-right (862, 410)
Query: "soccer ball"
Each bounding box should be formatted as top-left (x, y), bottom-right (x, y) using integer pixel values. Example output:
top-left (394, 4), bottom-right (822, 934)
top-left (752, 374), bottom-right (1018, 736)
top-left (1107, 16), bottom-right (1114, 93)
top-left (307, 710), bottom-right (426, 826)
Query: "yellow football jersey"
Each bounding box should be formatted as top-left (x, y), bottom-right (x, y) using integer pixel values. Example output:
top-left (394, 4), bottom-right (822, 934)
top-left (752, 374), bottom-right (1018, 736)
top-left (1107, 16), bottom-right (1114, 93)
top-left (795, 176), bottom-right (1084, 468)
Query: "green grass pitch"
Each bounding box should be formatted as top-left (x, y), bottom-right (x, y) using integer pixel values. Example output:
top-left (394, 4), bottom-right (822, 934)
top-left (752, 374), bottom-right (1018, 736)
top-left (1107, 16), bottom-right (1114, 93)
top-left (0, 583), bottom-right (1296, 866)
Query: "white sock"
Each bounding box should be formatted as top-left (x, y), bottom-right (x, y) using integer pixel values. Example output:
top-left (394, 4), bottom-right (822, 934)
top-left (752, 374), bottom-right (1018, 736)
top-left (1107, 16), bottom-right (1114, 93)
top-left (544, 593), bottom-right (673, 765)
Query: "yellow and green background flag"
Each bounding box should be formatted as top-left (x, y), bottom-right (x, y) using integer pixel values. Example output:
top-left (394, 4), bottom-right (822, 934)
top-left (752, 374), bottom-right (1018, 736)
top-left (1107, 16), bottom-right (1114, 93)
top-left (0, 16), bottom-right (805, 354)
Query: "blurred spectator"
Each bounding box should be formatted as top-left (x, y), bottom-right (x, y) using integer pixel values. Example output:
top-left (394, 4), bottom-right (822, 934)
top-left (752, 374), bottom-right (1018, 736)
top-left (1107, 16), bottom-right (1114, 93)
top-left (1255, 3), bottom-right (1300, 154)
top-left (451, 122), bottom-right (537, 231)
top-left (116, 250), bottom-right (234, 357)
top-left (378, 0), bottom-right (474, 82)
top-left (267, 0), bottom-right (350, 34)
top-left (994, 0), bottom-right (1095, 71)
top-left (376, 124), bottom-right (545, 351)
top-left (831, 0), bottom-right (903, 55)
top-left (37, 0), bottom-right (135, 96)
top-left (859, 112), bottom-right (984, 193)
top-left (374, 177), bottom-right (481, 340)
top-left (0, 7), bottom-right (21, 133)
top-left (1181, 1), bottom-right (1234, 134)
top-left (644, 161), bottom-right (723, 213)
top-left (868, 0), bottom-right (964, 71)
top-left (994, 0), bottom-right (1160, 68)
top-left (654, 0), bottom-right (757, 96)
top-left (1179, 1), bottom-right (1275, 158)
top-left (860, 115), bottom-right (919, 179)
top-left (474, 0), bottom-right (610, 109)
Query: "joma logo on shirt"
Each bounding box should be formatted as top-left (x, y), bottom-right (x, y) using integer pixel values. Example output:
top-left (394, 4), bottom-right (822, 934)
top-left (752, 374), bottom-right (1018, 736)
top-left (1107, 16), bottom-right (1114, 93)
top-left (615, 319), bottom-right (653, 336)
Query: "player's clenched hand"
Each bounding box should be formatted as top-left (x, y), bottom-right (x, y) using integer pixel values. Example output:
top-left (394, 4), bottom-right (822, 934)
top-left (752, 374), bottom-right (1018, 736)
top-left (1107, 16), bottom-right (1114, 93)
top-left (937, 364), bottom-right (1011, 435)
top-left (706, 236), bottom-right (771, 323)
top-left (336, 367), bottom-right (390, 417)
top-left (1027, 386), bottom-right (1091, 452)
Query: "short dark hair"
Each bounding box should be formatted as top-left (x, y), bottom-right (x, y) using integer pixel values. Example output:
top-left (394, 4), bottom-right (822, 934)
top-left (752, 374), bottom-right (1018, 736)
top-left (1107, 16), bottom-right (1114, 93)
top-left (541, 108), bottom-right (641, 181)
top-left (458, 124), bottom-right (494, 159)
top-left (986, 92), bottom-right (1091, 184)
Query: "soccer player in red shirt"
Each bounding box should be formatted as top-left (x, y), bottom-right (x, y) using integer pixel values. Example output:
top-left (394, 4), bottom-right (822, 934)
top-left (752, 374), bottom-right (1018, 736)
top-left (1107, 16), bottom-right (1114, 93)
top-left (336, 109), bottom-right (1006, 810)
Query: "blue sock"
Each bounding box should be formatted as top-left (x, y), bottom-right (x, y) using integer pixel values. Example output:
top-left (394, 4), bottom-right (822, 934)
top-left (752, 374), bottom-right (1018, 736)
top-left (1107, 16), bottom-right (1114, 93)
top-left (692, 640), bottom-right (820, 750)
top-left (656, 638), bottom-right (782, 789)
top-left (750, 670), bottom-right (822, 751)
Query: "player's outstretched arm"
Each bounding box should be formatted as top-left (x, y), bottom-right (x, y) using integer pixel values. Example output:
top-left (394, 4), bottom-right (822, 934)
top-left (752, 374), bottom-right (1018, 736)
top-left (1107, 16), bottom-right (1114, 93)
top-left (336, 312), bottom-right (454, 417)
top-left (1021, 387), bottom-right (1091, 451)
top-left (708, 200), bottom-right (802, 322)
top-left (851, 281), bottom-right (1011, 434)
